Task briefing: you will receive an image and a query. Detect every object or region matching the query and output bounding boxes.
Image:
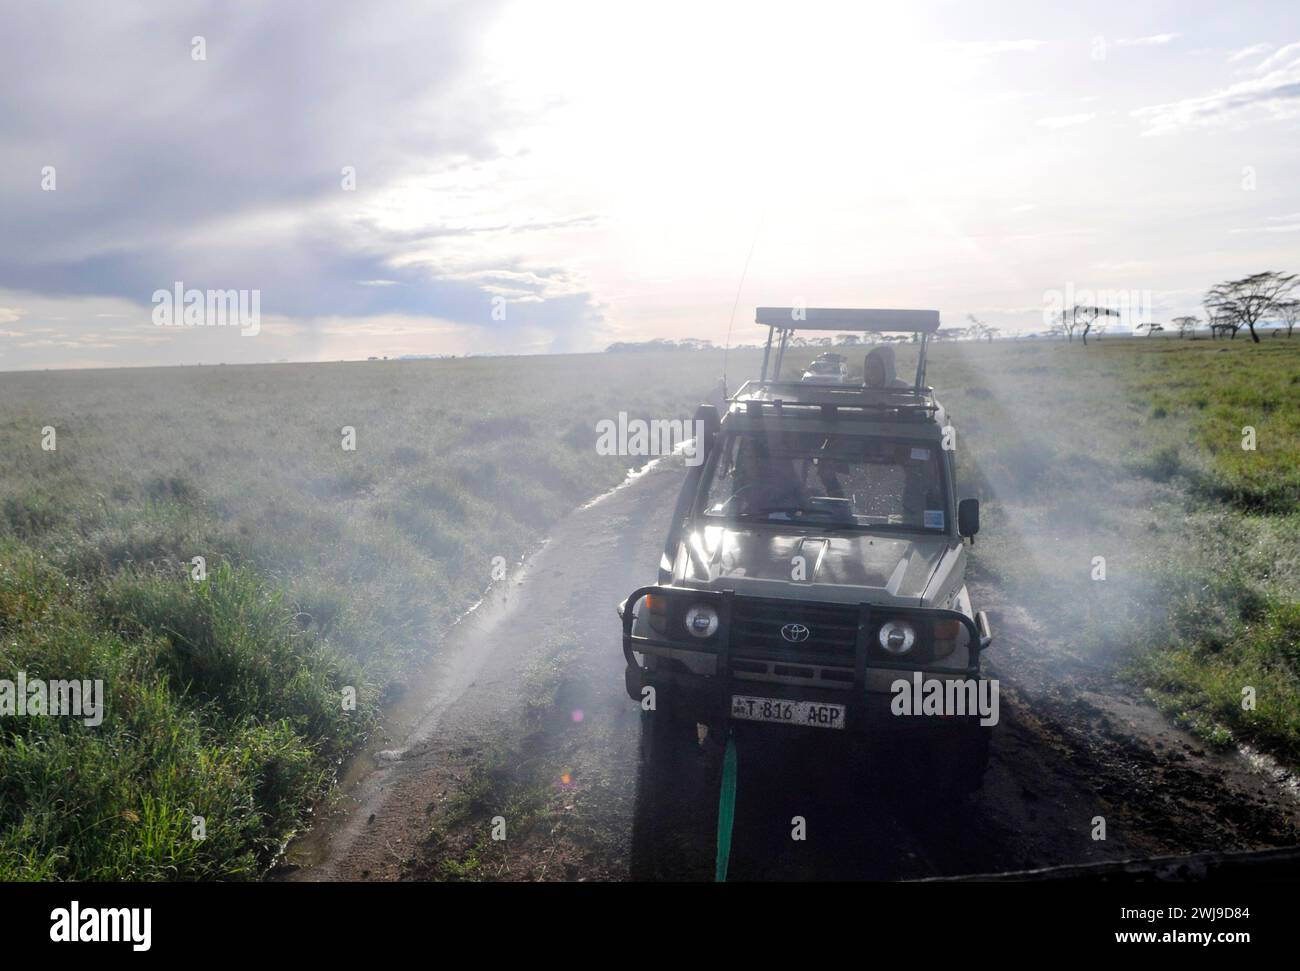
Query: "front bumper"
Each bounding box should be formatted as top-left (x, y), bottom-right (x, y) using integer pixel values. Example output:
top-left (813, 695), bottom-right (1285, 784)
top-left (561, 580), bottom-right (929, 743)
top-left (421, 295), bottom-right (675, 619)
top-left (619, 585), bottom-right (992, 735)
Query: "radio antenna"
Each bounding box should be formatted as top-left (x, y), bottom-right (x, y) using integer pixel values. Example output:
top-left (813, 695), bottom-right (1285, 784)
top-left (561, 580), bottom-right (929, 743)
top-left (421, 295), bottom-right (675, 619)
top-left (721, 211), bottom-right (765, 393)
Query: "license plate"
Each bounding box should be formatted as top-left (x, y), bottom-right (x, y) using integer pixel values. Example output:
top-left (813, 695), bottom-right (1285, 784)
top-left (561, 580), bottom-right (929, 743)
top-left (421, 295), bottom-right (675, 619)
top-left (730, 695), bottom-right (846, 730)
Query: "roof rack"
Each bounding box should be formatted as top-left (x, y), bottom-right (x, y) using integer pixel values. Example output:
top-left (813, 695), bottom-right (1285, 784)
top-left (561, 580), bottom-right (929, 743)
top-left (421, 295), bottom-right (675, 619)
top-left (755, 308), bottom-right (940, 333)
top-left (751, 307), bottom-right (941, 390)
top-left (728, 379), bottom-right (940, 422)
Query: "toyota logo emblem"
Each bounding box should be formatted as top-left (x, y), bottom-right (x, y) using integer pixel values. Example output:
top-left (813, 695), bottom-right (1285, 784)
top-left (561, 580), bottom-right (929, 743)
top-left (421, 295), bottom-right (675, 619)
top-left (780, 623), bottom-right (810, 643)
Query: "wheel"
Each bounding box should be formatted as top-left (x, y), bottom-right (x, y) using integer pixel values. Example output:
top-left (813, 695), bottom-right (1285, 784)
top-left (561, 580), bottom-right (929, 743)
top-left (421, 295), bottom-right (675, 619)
top-left (638, 705), bottom-right (700, 779)
top-left (629, 707), bottom-right (716, 879)
top-left (624, 662), bottom-right (642, 701)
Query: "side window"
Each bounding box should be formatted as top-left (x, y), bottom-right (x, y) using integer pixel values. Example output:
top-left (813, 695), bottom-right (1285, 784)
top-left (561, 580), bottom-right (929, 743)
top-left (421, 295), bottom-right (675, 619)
top-left (703, 436), bottom-right (740, 512)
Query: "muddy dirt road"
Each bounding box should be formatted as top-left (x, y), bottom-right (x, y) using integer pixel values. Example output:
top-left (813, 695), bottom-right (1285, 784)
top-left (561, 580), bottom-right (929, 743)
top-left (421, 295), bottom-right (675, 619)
top-left (280, 455), bottom-right (1300, 882)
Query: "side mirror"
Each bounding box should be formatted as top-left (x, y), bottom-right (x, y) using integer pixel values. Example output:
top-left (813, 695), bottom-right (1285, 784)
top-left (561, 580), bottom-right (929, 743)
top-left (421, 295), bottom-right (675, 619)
top-left (958, 498), bottom-right (980, 541)
top-left (692, 403), bottom-right (721, 463)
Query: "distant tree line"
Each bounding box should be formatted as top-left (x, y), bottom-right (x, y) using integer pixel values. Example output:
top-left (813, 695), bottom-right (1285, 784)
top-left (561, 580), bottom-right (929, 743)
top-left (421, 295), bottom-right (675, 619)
top-left (609, 271), bottom-right (1298, 351)
top-left (605, 337), bottom-right (720, 352)
top-left (1201, 271), bottom-right (1298, 342)
top-left (1132, 271), bottom-right (1296, 344)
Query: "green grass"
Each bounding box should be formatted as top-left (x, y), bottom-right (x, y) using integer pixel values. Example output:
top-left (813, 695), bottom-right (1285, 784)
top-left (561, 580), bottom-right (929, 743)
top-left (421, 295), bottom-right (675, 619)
top-left (0, 546), bottom-right (351, 879)
top-left (1136, 600), bottom-right (1300, 761)
top-left (1129, 340), bottom-right (1300, 512)
top-left (0, 351), bottom-right (747, 879)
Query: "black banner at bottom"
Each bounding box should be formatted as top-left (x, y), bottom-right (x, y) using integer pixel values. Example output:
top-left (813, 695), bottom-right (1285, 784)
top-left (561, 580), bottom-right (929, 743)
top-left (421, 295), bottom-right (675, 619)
top-left (0, 877), bottom-right (1291, 958)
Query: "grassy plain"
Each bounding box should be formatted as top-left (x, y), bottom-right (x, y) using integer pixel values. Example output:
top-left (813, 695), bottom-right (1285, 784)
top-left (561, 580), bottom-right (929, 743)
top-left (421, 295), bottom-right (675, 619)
top-left (1, 335), bottom-right (1296, 878)
top-left (0, 351), bottom-right (749, 878)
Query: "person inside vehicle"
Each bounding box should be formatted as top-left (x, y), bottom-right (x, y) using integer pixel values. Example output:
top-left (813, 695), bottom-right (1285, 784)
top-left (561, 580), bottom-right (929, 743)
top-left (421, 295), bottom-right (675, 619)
top-left (731, 435), bottom-right (809, 515)
top-left (863, 345), bottom-right (910, 389)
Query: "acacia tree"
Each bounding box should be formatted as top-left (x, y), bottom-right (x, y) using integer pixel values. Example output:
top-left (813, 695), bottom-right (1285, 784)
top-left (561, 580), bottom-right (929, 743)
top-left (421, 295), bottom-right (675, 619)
top-left (1059, 304), bottom-right (1120, 346)
top-left (1171, 315), bottom-right (1198, 338)
top-left (1136, 322), bottom-right (1164, 337)
top-left (1203, 294), bottom-right (1238, 339)
top-left (1205, 271), bottom-right (1299, 343)
top-left (1206, 312), bottom-right (1238, 340)
top-left (1277, 299), bottom-right (1299, 338)
top-left (964, 313), bottom-right (1000, 342)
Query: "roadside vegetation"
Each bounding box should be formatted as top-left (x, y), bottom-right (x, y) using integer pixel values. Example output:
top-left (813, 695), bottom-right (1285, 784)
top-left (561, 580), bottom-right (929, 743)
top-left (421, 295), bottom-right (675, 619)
top-left (0, 351), bottom-right (748, 879)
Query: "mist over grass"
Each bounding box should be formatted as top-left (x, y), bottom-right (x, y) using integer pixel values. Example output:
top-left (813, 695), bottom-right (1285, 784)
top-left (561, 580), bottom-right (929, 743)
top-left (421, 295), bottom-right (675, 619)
top-left (3, 337), bottom-right (1296, 878)
top-left (0, 351), bottom-right (747, 879)
top-left (781, 337), bottom-right (1300, 759)
top-left (955, 340), bottom-right (1297, 687)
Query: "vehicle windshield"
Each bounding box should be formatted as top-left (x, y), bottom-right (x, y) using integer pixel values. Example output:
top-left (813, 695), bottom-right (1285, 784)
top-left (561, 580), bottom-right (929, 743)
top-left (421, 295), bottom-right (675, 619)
top-left (701, 430), bottom-right (948, 531)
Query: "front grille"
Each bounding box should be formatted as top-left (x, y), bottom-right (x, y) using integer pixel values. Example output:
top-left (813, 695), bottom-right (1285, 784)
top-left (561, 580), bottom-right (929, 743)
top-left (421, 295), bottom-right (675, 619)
top-left (730, 656), bottom-right (855, 690)
top-left (730, 596), bottom-right (860, 662)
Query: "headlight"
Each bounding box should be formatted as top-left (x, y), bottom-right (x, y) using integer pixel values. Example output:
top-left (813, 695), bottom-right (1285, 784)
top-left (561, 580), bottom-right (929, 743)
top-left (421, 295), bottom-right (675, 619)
top-left (932, 619), bottom-right (961, 660)
top-left (878, 620), bottom-right (917, 655)
top-left (684, 603), bottom-right (719, 638)
top-left (644, 593), bottom-right (668, 635)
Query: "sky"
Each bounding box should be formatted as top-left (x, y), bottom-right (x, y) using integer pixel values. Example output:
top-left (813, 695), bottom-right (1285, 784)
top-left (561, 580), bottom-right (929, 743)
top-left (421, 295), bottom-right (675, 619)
top-left (1, 0), bottom-right (1298, 370)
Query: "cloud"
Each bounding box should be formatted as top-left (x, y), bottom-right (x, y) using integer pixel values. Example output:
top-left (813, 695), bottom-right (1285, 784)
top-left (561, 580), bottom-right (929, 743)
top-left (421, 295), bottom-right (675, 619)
top-left (1230, 212), bottom-right (1300, 234)
top-left (1254, 41), bottom-right (1300, 73)
top-left (1117, 33), bottom-right (1179, 47)
top-left (1228, 44), bottom-right (1271, 63)
top-left (0, 0), bottom-right (600, 346)
top-left (1036, 112), bottom-right (1097, 129)
top-left (1134, 41), bottom-right (1300, 134)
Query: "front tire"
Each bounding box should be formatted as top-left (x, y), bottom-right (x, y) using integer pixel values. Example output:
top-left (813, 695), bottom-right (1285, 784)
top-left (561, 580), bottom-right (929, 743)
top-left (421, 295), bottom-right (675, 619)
top-left (629, 706), bottom-right (715, 879)
top-left (638, 705), bottom-right (700, 780)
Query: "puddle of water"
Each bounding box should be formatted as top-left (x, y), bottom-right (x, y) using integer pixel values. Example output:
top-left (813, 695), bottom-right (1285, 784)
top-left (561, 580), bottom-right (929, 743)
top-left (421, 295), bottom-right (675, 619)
top-left (579, 454), bottom-right (674, 510)
top-left (1237, 743), bottom-right (1300, 804)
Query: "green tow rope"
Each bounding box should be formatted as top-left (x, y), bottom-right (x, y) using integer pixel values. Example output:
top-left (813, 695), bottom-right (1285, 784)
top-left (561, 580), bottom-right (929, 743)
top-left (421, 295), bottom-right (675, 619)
top-left (715, 731), bottom-right (738, 882)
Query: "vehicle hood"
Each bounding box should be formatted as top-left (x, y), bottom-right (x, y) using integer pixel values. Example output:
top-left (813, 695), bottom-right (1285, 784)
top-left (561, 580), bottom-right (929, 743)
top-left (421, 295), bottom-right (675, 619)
top-left (669, 524), bottom-right (955, 606)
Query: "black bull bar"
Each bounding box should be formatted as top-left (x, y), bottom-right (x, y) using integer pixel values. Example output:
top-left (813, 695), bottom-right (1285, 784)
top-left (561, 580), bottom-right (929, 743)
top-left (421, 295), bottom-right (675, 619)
top-left (618, 584), bottom-right (992, 731)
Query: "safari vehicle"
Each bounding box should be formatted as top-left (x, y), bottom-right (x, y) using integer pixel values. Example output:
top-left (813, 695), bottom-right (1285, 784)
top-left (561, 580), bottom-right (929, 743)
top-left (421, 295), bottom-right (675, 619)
top-left (618, 308), bottom-right (995, 792)
top-left (800, 352), bottom-right (850, 385)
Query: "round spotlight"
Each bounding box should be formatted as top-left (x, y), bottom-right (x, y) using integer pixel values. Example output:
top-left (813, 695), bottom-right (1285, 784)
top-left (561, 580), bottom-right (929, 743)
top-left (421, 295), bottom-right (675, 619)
top-left (878, 620), bottom-right (917, 655)
top-left (684, 603), bottom-right (719, 638)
